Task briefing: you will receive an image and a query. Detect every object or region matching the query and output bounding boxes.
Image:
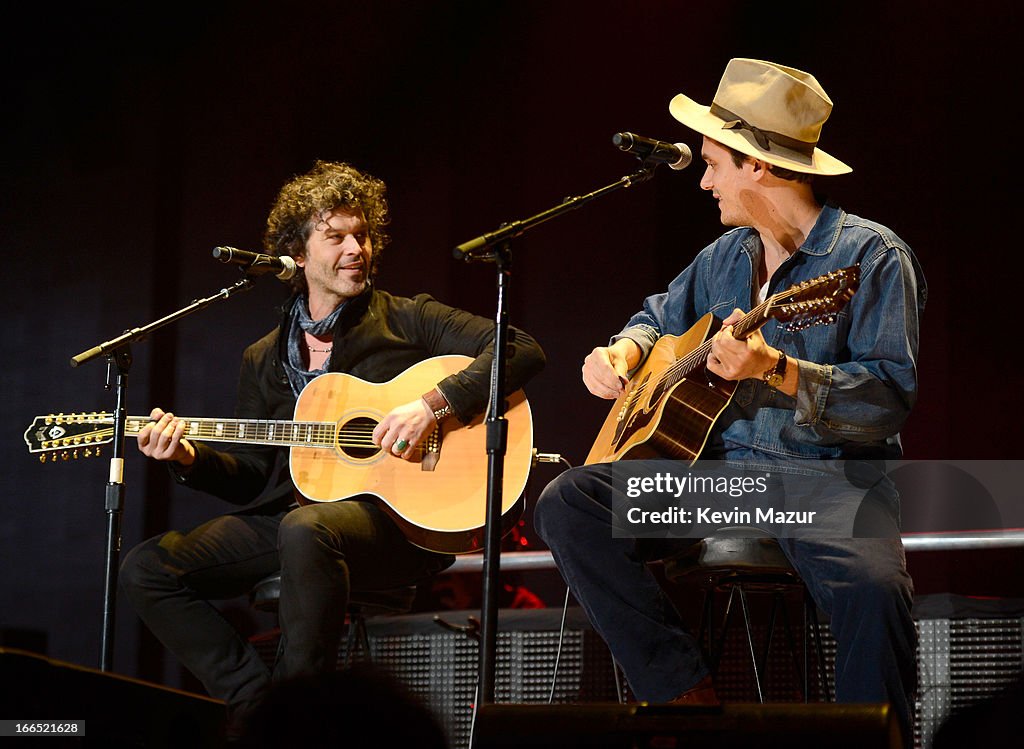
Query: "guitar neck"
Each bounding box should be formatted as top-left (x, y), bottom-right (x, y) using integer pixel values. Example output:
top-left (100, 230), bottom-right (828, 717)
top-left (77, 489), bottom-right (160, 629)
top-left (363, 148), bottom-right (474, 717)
top-left (122, 415), bottom-right (339, 448)
top-left (731, 298), bottom-right (774, 340)
top-left (670, 299), bottom-right (773, 381)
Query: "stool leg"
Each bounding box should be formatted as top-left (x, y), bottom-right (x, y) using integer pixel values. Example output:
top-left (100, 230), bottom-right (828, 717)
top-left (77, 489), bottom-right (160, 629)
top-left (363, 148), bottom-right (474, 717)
top-left (611, 657), bottom-right (628, 704)
top-left (737, 587), bottom-right (765, 703)
top-left (710, 585), bottom-right (739, 676)
top-left (342, 606), bottom-right (370, 668)
top-left (342, 610), bottom-right (357, 668)
top-left (697, 588), bottom-right (712, 656)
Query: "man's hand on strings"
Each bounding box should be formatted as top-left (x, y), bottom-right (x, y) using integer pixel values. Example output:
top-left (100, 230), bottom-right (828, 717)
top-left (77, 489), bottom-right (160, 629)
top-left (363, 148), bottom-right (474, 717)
top-left (373, 399), bottom-right (437, 460)
top-left (583, 338), bottom-right (642, 399)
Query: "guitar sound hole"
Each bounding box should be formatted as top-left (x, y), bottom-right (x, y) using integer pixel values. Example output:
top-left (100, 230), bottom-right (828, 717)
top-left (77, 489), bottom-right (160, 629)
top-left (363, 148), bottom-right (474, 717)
top-left (339, 416), bottom-right (380, 459)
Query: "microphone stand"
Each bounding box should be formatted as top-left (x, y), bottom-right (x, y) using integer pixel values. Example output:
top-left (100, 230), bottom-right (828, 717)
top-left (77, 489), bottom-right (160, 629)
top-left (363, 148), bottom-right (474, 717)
top-left (70, 274), bottom-right (259, 672)
top-left (453, 162), bottom-right (659, 711)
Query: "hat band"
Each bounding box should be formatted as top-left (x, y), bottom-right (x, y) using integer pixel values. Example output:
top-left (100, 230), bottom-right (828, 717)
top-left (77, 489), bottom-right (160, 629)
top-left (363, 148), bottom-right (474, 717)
top-left (710, 103), bottom-right (816, 157)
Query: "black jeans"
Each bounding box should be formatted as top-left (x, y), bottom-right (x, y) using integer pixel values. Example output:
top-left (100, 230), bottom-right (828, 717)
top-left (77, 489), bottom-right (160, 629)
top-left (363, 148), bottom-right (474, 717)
top-left (534, 463), bottom-right (918, 746)
top-left (119, 499), bottom-right (451, 719)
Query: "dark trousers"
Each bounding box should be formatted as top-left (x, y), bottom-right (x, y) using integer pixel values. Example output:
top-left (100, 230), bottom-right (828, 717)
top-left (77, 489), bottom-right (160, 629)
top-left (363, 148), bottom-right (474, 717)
top-left (119, 500), bottom-right (450, 719)
top-left (534, 464), bottom-right (918, 744)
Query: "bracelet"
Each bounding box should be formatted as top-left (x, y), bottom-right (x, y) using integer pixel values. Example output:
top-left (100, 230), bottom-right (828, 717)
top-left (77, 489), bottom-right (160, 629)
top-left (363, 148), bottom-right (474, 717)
top-left (421, 388), bottom-right (452, 423)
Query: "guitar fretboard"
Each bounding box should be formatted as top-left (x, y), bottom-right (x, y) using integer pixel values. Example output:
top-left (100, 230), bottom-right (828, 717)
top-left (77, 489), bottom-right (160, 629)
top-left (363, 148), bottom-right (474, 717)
top-left (663, 297), bottom-right (773, 388)
top-left (28, 411), bottom-right (383, 454)
top-left (122, 416), bottom-right (339, 447)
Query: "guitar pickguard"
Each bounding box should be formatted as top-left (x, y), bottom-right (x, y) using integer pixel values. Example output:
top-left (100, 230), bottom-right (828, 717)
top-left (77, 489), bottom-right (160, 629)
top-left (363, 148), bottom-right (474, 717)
top-left (611, 376), bottom-right (660, 452)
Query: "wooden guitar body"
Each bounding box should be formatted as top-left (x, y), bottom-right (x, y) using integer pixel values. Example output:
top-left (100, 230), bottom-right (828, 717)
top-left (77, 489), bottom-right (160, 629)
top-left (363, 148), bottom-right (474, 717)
top-left (289, 356), bottom-right (533, 553)
top-left (585, 314), bottom-right (735, 465)
top-left (583, 265), bottom-right (861, 467)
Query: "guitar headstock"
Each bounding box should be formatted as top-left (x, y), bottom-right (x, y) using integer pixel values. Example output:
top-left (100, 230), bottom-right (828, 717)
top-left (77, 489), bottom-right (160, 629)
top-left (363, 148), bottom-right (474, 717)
top-left (767, 265), bottom-right (860, 329)
top-left (24, 413), bottom-right (114, 462)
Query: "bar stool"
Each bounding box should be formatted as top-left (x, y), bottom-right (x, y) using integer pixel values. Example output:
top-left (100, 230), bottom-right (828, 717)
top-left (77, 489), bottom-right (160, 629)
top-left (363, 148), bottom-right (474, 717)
top-left (661, 527), bottom-right (832, 703)
top-left (249, 573), bottom-right (417, 666)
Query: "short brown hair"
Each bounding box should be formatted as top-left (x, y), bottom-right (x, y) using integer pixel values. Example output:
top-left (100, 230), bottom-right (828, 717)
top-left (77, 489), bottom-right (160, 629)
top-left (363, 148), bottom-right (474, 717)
top-left (724, 144), bottom-right (814, 184)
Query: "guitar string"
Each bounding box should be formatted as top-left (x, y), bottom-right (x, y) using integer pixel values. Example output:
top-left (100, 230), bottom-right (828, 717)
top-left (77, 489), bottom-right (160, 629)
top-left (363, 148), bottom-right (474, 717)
top-left (38, 355), bottom-right (504, 456)
top-left (45, 423), bottom-right (395, 449)
top-left (624, 301), bottom-right (768, 399)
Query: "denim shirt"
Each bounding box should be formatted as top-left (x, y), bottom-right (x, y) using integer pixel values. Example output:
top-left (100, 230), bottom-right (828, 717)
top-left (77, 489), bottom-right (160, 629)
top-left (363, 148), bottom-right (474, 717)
top-left (614, 202), bottom-right (927, 463)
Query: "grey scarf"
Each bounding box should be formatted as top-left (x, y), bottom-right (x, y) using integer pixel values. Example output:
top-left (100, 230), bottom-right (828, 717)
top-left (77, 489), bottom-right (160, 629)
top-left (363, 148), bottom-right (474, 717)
top-left (282, 294), bottom-right (346, 398)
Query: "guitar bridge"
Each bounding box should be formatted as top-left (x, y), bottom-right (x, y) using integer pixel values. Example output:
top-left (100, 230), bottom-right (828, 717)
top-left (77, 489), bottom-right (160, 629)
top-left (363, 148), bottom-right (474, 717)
top-left (616, 390), bottom-right (635, 423)
top-left (421, 427), bottom-right (442, 471)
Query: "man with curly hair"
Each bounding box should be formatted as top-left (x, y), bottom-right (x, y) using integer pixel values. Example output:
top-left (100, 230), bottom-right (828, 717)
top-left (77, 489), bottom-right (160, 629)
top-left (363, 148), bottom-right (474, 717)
top-left (119, 160), bottom-right (545, 735)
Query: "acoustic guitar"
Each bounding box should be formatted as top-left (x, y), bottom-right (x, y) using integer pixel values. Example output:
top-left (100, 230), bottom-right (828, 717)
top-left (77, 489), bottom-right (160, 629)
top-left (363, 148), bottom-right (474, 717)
top-left (24, 355), bottom-right (533, 554)
top-left (585, 265), bottom-right (860, 466)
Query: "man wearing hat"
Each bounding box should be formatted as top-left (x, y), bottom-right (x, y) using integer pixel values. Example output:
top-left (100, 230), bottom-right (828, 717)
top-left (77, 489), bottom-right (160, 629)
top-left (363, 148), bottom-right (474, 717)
top-left (535, 59), bottom-right (924, 743)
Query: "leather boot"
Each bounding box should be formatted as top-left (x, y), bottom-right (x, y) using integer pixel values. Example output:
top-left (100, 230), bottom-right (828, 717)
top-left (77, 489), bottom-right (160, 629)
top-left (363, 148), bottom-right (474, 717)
top-left (667, 675), bottom-right (721, 706)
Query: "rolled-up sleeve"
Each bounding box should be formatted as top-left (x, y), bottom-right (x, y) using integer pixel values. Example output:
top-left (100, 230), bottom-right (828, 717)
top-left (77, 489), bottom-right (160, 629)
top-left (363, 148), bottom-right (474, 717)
top-left (792, 243), bottom-right (925, 441)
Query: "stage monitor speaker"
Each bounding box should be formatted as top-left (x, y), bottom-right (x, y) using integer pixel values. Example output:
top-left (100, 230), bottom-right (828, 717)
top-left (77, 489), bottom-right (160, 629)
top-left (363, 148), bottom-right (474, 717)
top-left (249, 606), bottom-right (1024, 749)
top-left (472, 703), bottom-right (901, 749)
top-left (252, 606), bottom-right (623, 749)
top-left (0, 647), bottom-right (225, 748)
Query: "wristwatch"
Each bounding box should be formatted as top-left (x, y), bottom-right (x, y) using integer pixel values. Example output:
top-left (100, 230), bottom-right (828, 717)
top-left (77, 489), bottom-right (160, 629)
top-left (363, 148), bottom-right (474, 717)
top-left (421, 388), bottom-right (453, 423)
top-left (762, 350), bottom-right (787, 388)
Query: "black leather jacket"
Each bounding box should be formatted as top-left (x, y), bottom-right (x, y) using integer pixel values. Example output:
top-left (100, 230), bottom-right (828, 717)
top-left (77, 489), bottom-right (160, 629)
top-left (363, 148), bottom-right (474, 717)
top-left (173, 286), bottom-right (546, 509)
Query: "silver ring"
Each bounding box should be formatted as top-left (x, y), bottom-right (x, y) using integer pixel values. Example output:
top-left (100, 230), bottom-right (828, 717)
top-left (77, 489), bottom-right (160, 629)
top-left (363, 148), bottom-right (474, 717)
top-left (395, 439), bottom-right (409, 451)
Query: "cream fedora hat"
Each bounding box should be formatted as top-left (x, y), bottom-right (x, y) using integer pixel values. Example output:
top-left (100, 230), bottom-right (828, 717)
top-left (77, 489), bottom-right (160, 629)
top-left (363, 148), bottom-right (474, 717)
top-left (669, 58), bottom-right (851, 175)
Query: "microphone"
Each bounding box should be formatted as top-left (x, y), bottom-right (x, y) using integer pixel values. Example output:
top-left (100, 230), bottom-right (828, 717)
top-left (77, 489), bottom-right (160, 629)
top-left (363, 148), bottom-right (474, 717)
top-left (612, 132), bottom-right (692, 170)
top-left (212, 247), bottom-right (297, 280)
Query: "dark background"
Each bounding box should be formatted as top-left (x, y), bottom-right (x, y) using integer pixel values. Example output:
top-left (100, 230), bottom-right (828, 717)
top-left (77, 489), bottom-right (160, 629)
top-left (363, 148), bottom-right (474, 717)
top-left (2, 0), bottom-right (1018, 690)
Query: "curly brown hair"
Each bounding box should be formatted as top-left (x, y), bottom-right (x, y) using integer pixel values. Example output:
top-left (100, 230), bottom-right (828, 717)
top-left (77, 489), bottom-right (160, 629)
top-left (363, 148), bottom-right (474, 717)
top-left (263, 160), bottom-right (391, 294)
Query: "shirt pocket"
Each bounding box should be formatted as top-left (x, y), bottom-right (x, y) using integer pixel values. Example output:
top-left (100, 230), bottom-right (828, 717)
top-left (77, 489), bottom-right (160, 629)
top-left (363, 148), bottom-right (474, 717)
top-left (772, 308), bottom-right (851, 364)
top-left (732, 378), bottom-right (756, 407)
top-left (707, 297), bottom-right (738, 321)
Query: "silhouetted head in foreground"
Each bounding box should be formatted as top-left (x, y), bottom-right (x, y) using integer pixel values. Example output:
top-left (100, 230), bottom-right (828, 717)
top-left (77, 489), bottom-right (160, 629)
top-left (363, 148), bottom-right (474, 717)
top-left (238, 663), bottom-right (448, 748)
